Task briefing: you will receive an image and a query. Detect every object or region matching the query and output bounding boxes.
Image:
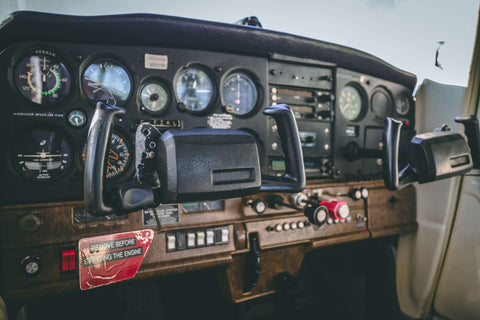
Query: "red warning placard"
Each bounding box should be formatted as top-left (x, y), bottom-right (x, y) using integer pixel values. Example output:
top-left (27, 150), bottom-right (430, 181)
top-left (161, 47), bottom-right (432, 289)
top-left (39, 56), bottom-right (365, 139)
top-left (79, 229), bottom-right (154, 290)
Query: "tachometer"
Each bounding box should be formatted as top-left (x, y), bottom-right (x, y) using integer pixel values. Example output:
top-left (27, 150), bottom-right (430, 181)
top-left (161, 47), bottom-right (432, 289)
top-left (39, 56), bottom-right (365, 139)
top-left (82, 59), bottom-right (132, 106)
top-left (175, 67), bottom-right (214, 112)
top-left (222, 72), bottom-right (258, 116)
top-left (82, 132), bottom-right (131, 179)
top-left (338, 85), bottom-right (364, 121)
top-left (13, 129), bottom-right (72, 182)
top-left (14, 50), bottom-right (71, 105)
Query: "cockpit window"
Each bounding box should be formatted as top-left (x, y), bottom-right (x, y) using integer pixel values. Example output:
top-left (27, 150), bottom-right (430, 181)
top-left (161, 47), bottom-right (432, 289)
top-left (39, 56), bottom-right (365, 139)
top-left (1, 0), bottom-right (478, 87)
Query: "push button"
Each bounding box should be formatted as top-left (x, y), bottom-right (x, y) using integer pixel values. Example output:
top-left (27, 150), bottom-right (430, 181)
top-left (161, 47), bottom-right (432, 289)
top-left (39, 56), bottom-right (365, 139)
top-left (206, 229), bottom-right (215, 246)
top-left (176, 232), bottom-right (187, 250)
top-left (196, 231), bottom-right (205, 247)
top-left (166, 234), bottom-right (176, 252)
top-left (187, 232), bottom-right (196, 248)
top-left (61, 249), bottom-right (76, 272)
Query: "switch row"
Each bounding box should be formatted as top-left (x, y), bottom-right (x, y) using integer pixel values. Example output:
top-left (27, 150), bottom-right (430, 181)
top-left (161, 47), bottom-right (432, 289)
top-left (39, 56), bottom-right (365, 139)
top-left (166, 227), bottom-right (229, 252)
top-left (266, 220), bottom-right (310, 232)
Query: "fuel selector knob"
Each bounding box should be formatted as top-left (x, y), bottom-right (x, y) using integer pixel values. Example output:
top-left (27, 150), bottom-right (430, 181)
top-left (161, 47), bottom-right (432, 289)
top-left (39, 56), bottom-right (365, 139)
top-left (304, 205), bottom-right (329, 227)
top-left (320, 200), bottom-right (350, 221)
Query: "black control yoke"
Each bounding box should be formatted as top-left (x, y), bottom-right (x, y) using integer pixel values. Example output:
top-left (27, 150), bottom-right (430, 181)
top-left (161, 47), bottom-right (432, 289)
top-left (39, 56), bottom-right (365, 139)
top-left (383, 117), bottom-right (476, 191)
top-left (84, 103), bottom-right (305, 216)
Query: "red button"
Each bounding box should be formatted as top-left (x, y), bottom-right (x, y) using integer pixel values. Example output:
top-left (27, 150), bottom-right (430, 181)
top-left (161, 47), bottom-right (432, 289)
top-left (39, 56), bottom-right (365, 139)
top-left (61, 249), bottom-right (76, 272)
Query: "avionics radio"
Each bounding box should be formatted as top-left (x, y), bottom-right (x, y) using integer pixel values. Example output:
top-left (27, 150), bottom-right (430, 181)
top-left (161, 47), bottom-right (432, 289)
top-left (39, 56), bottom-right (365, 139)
top-left (270, 86), bottom-right (333, 121)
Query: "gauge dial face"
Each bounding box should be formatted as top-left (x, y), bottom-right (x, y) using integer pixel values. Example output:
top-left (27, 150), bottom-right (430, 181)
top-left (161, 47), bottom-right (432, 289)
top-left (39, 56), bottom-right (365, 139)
top-left (82, 59), bottom-right (132, 106)
top-left (339, 85), bottom-right (364, 121)
top-left (175, 68), bottom-right (214, 112)
top-left (371, 89), bottom-right (391, 119)
top-left (13, 129), bottom-right (72, 182)
top-left (67, 110), bottom-right (87, 128)
top-left (82, 132), bottom-right (131, 179)
top-left (395, 93), bottom-right (411, 116)
top-left (140, 82), bottom-right (169, 113)
top-left (222, 73), bottom-right (258, 116)
top-left (14, 52), bottom-right (71, 105)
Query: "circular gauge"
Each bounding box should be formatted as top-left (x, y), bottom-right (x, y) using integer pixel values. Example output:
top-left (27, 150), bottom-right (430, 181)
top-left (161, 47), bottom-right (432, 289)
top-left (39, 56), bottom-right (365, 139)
top-left (222, 72), bottom-right (258, 116)
top-left (395, 93), bottom-right (411, 116)
top-left (14, 51), bottom-right (71, 105)
top-left (339, 85), bottom-right (364, 121)
top-left (82, 59), bottom-right (132, 106)
top-left (13, 129), bottom-right (72, 182)
top-left (139, 82), bottom-right (169, 113)
top-left (82, 132), bottom-right (131, 179)
top-left (67, 110), bottom-right (87, 128)
top-left (371, 88), bottom-right (392, 119)
top-left (175, 67), bottom-right (214, 112)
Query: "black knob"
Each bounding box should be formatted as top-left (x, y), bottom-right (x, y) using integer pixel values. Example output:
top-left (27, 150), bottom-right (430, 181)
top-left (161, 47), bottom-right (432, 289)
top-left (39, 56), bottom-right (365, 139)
top-left (316, 93), bottom-right (332, 103)
top-left (304, 205), bottom-right (328, 226)
top-left (350, 188), bottom-right (362, 201)
top-left (250, 198), bottom-right (267, 214)
top-left (268, 195), bottom-right (285, 209)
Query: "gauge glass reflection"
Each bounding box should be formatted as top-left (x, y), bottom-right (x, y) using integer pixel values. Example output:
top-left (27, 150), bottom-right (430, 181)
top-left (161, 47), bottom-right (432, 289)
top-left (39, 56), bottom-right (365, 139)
top-left (395, 93), bottom-right (411, 116)
top-left (175, 68), bottom-right (214, 112)
top-left (13, 129), bottom-right (72, 181)
top-left (140, 82), bottom-right (169, 113)
top-left (82, 132), bottom-right (131, 179)
top-left (371, 89), bottom-right (391, 119)
top-left (222, 73), bottom-right (258, 116)
top-left (14, 52), bottom-right (71, 105)
top-left (82, 59), bottom-right (132, 106)
top-left (339, 85), bottom-right (363, 121)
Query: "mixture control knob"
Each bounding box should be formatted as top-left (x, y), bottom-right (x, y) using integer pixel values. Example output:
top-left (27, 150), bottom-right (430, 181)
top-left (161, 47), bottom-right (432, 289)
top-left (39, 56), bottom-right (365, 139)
top-left (320, 200), bottom-right (350, 221)
top-left (249, 198), bottom-right (267, 214)
top-left (304, 205), bottom-right (329, 227)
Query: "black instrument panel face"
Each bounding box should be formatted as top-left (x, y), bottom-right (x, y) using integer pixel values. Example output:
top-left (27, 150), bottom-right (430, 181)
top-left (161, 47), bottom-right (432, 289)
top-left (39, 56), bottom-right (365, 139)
top-left (0, 42), bottom-right (269, 204)
top-left (0, 42), bottom-right (415, 205)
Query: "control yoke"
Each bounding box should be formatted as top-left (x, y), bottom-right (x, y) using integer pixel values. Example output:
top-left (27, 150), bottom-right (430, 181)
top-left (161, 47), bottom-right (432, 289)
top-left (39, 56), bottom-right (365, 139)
top-left (382, 116), bottom-right (479, 190)
top-left (84, 103), bottom-right (305, 216)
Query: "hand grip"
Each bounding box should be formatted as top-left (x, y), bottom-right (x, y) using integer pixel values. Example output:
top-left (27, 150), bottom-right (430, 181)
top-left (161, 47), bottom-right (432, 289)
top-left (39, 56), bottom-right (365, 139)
top-left (383, 117), bottom-right (415, 190)
top-left (260, 104), bottom-right (306, 192)
top-left (455, 115), bottom-right (480, 169)
top-left (84, 102), bottom-right (125, 216)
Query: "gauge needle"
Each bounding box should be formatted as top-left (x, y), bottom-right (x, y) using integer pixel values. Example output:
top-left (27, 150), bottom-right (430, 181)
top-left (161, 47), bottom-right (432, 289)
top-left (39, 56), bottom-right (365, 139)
top-left (43, 56), bottom-right (46, 71)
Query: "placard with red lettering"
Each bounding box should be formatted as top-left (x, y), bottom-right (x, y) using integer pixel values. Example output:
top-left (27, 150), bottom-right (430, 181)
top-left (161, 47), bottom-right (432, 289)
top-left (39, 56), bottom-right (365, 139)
top-left (79, 229), bottom-right (154, 290)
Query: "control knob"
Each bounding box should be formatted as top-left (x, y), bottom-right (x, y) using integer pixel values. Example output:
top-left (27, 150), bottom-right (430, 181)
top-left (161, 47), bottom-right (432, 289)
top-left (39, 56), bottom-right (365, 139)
top-left (320, 200), bottom-right (350, 221)
top-left (304, 204), bottom-right (329, 227)
top-left (248, 198), bottom-right (267, 214)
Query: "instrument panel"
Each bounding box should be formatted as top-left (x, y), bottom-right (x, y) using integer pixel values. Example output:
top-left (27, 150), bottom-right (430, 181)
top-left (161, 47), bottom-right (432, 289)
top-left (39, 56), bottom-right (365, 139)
top-left (0, 41), bottom-right (414, 205)
top-left (0, 12), bottom-right (418, 305)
